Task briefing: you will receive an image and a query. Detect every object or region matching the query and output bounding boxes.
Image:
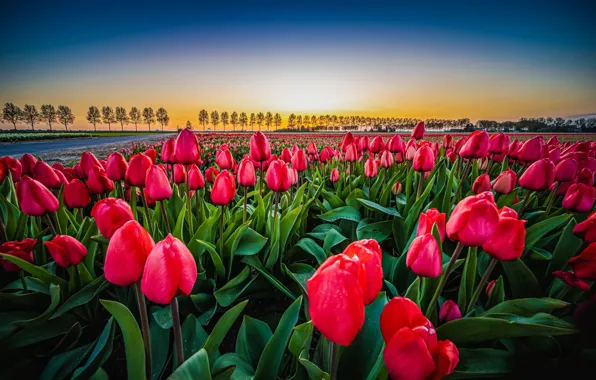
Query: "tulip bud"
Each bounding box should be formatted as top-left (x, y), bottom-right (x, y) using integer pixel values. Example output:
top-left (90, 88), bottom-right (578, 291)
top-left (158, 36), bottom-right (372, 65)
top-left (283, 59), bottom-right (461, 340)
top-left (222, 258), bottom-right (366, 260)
top-left (553, 271), bottom-right (590, 291)
top-left (406, 233), bottom-right (442, 278)
top-left (64, 179), bottom-right (91, 209)
top-left (174, 128), bottom-right (200, 165)
top-left (417, 208), bottom-right (446, 242)
top-left (413, 145), bottom-right (435, 172)
top-left (364, 157), bottom-right (378, 178)
top-left (343, 239), bottom-right (383, 305)
top-left (91, 198), bottom-right (134, 239)
top-left (345, 143), bottom-right (358, 162)
top-left (216, 147), bottom-right (235, 170)
top-left (173, 164), bottom-right (187, 184)
top-left (141, 234), bottom-right (198, 304)
top-left (482, 207), bottom-right (526, 261)
top-left (488, 133), bottom-right (508, 155)
top-left (266, 159), bottom-right (291, 192)
top-left (44, 235), bottom-right (87, 268)
top-left (486, 279), bottom-right (497, 296)
top-left (16, 176), bottom-right (59, 216)
top-left (492, 169), bottom-right (516, 194)
top-left (145, 165), bottom-right (172, 201)
top-left (280, 147), bottom-right (293, 163)
top-left (359, 136), bottom-right (369, 152)
top-left (205, 166), bottom-right (219, 184)
top-left (211, 170), bottom-right (237, 205)
top-left (33, 161), bottom-right (61, 189)
top-left (330, 168), bottom-right (340, 183)
top-left (459, 131), bottom-right (489, 159)
top-left (387, 135), bottom-right (404, 153)
top-left (562, 183), bottom-right (595, 213)
top-left (0, 238), bottom-right (37, 272)
top-left (369, 136), bottom-right (385, 155)
top-left (341, 132), bottom-right (355, 152)
top-left (472, 173), bottom-right (491, 194)
top-left (105, 220), bottom-right (155, 286)
top-left (446, 192), bottom-right (499, 246)
top-left (573, 212), bottom-right (596, 243)
top-left (20, 153), bottom-right (37, 175)
top-left (188, 165), bottom-right (205, 190)
top-left (405, 139), bottom-right (418, 161)
top-left (555, 158), bottom-right (578, 182)
top-left (392, 181), bottom-right (402, 195)
top-left (238, 158), bottom-right (256, 187)
top-left (160, 138), bottom-right (176, 164)
top-left (291, 149), bottom-right (308, 172)
top-left (126, 153), bottom-right (152, 187)
top-left (568, 243), bottom-right (596, 280)
top-left (443, 135), bottom-right (453, 150)
top-left (87, 167), bottom-right (114, 195)
top-left (250, 131), bottom-right (271, 162)
top-left (1, 156), bottom-right (22, 181)
top-left (517, 136), bottom-right (542, 163)
top-left (578, 168), bottom-right (594, 185)
top-left (80, 152), bottom-right (102, 177)
top-left (519, 158), bottom-right (555, 191)
top-left (307, 141), bottom-right (318, 156)
top-left (106, 152), bottom-right (128, 181)
top-left (411, 121), bottom-right (425, 140)
top-left (380, 150), bottom-right (394, 169)
top-left (439, 300), bottom-right (462, 323)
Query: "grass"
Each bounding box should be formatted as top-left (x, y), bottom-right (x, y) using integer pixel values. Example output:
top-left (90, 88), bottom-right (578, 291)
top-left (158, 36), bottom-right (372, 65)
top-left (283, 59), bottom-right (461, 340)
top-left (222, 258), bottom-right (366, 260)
top-left (0, 130), bottom-right (174, 143)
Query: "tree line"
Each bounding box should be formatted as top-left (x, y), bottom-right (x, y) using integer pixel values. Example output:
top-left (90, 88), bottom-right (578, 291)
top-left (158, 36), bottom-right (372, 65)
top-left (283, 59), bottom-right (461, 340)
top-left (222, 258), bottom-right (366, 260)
top-left (0, 103), bottom-right (169, 131)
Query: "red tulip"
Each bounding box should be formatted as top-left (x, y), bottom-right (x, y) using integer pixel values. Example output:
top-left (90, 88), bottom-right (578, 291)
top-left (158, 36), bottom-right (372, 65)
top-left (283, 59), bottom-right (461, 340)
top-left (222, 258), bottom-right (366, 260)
top-left (330, 168), bottom-right (340, 183)
top-left (364, 157), bottom-right (378, 178)
top-left (359, 135), bottom-right (369, 152)
top-left (211, 170), bottom-right (237, 205)
top-left (472, 173), bottom-right (491, 194)
top-left (387, 135), bottom-right (404, 153)
top-left (459, 130), bottom-right (489, 159)
top-left (492, 169), bottom-right (516, 194)
top-left (105, 220), bottom-right (155, 286)
top-left (174, 128), bottom-right (200, 165)
top-left (1, 156), bottom-right (22, 181)
top-left (87, 167), bottom-right (114, 195)
top-left (488, 133), bottom-right (508, 155)
top-left (33, 161), bottom-right (61, 189)
top-left (443, 135), bottom-right (453, 150)
top-left (80, 152), bottom-right (102, 177)
top-left (405, 139), bottom-right (418, 161)
top-left (266, 159), bottom-right (291, 192)
top-left (16, 176), bottom-right (59, 216)
top-left (578, 168), bottom-right (594, 185)
top-left (216, 147), bottom-right (235, 170)
top-left (411, 121), bottom-right (425, 140)
top-left (141, 234), bottom-right (198, 304)
top-left (486, 279), bottom-right (497, 296)
top-left (369, 136), bottom-right (385, 155)
top-left (126, 153), bottom-right (152, 187)
top-left (407, 233), bottom-right (442, 278)
top-left (517, 136), bottom-right (542, 163)
top-left (44, 235), bottom-right (87, 267)
top-left (380, 297), bottom-right (459, 380)
top-left (569, 243), bottom-right (596, 280)
top-left (64, 179), bottom-right (91, 208)
top-left (454, 137), bottom-right (467, 155)
top-left (145, 165), bottom-right (172, 201)
top-left (91, 198), bottom-right (134, 239)
top-left (173, 164), bottom-right (187, 184)
top-left (342, 239), bottom-right (383, 305)
top-left (307, 141), bottom-right (318, 156)
top-left (413, 145), bottom-right (435, 172)
top-left (417, 208), bottom-right (446, 242)
top-left (392, 181), bottom-right (402, 195)
top-left (519, 158), bottom-right (555, 191)
top-left (573, 212), bottom-right (596, 243)
top-left (250, 131), bottom-right (271, 162)
top-left (307, 254), bottom-right (366, 345)
top-left (161, 138), bottom-right (176, 164)
top-left (0, 238), bottom-right (37, 272)
top-left (446, 191), bottom-right (499, 246)
top-left (439, 300), bottom-right (462, 323)
top-left (554, 158), bottom-right (578, 182)
top-left (291, 149), bottom-right (308, 172)
top-left (562, 183), bottom-right (595, 213)
top-left (482, 207), bottom-right (526, 261)
top-left (380, 150), bottom-right (394, 169)
top-left (188, 165), bottom-right (205, 190)
top-left (280, 147), bottom-right (293, 163)
top-left (20, 153), bottom-right (37, 175)
top-left (106, 152), bottom-right (128, 181)
top-left (345, 143), bottom-right (358, 162)
top-left (205, 166), bottom-right (219, 184)
top-left (341, 132), bottom-right (355, 152)
top-left (552, 270), bottom-right (590, 291)
top-left (238, 158), bottom-right (256, 187)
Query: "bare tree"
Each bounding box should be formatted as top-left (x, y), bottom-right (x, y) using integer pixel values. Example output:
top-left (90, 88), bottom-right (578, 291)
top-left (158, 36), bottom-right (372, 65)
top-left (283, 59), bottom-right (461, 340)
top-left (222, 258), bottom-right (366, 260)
top-left (256, 112), bottom-right (264, 130)
top-left (221, 111), bottom-right (229, 132)
top-left (273, 113), bottom-right (282, 131)
top-left (210, 110), bottom-right (220, 131)
top-left (250, 113), bottom-right (256, 131)
top-left (198, 109), bottom-right (209, 131)
top-left (115, 107), bottom-right (129, 131)
top-left (230, 111), bottom-right (238, 132)
top-left (142, 107), bottom-right (155, 130)
top-left (156, 107), bottom-right (169, 131)
top-left (102, 106), bottom-right (116, 131)
top-left (265, 112), bottom-right (273, 131)
top-left (57, 105), bottom-right (75, 131)
top-left (129, 107), bottom-right (141, 131)
top-left (239, 112), bottom-right (248, 131)
top-left (2, 103), bottom-right (23, 130)
top-left (22, 104), bottom-right (40, 131)
top-left (87, 106), bottom-right (101, 131)
top-left (40, 105), bottom-right (57, 131)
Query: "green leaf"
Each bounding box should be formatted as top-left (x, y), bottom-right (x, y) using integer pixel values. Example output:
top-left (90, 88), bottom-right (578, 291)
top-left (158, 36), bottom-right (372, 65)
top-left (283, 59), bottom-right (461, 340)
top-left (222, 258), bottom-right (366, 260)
top-left (280, 206), bottom-right (303, 249)
top-left (485, 276), bottom-right (505, 309)
top-left (321, 188), bottom-right (345, 209)
top-left (356, 198), bottom-right (400, 216)
top-left (236, 316), bottom-right (273, 368)
top-left (405, 277), bottom-right (420, 304)
top-left (202, 300), bottom-right (248, 361)
top-left (180, 314), bottom-right (209, 364)
top-left (0, 253), bottom-right (67, 287)
top-left (173, 204), bottom-right (187, 240)
top-left (51, 275), bottom-right (109, 319)
top-left (2, 316), bottom-right (78, 349)
top-left (72, 318), bottom-right (115, 380)
top-left (170, 348), bottom-right (212, 380)
top-left (235, 228), bottom-right (268, 256)
top-left (323, 228), bottom-right (347, 252)
top-left (524, 214), bottom-right (570, 252)
top-left (451, 348), bottom-right (514, 379)
top-left (295, 238), bottom-right (327, 264)
top-left (404, 175), bottom-right (436, 236)
top-left (214, 267), bottom-right (257, 307)
top-left (481, 298), bottom-right (569, 317)
top-left (546, 219), bottom-right (582, 278)
top-left (319, 206), bottom-right (361, 223)
top-left (13, 283), bottom-right (61, 327)
top-left (254, 296), bottom-right (303, 379)
top-left (299, 351), bottom-right (330, 380)
top-left (99, 299), bottom-right (146, 379)
top-left (195, 240), bottom-right (226, 279)
top-left (150, 312), bottom-right (172, 380)
top-left (436, 314), bottom-right (577, 345)
top-left (41, 343), bottom-right (93, 380)
top-left (289, 321), bottom-right (314, 358)
top-left (357, 220), bottom-right (393, 243)
top-left (242, 256), bottom-right (296, 300)
top-left (458, 247), bottom-right (477, 312)
top-left (502, 259), bottom-right (541, 298)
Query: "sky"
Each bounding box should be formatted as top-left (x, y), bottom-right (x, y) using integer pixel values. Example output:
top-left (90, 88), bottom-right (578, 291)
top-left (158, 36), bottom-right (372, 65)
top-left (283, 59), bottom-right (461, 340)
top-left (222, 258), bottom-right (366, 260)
top-left (1, 0), bottom-right (595, 130)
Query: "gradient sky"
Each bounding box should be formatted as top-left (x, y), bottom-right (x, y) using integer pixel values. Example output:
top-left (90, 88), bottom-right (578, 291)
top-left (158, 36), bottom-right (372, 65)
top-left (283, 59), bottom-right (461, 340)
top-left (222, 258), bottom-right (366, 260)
top-left (1, 0), bottom-right (595, 130)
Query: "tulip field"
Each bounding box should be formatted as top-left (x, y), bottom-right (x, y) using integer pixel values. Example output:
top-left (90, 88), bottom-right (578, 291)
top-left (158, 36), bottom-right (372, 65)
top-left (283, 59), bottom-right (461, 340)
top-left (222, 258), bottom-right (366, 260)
top-left (1, 125), bottom-right (596, 379)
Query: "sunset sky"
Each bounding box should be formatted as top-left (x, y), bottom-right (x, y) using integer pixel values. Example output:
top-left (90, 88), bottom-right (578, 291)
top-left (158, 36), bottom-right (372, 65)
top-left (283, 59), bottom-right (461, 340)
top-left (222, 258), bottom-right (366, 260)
top-left (1, 1), bottom-right (595, 130)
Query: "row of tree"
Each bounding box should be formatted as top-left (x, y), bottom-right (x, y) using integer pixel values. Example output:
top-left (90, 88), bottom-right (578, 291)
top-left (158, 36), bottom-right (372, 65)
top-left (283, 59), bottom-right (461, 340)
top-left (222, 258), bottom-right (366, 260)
top-left (0, 103), bottom-right (169, 131)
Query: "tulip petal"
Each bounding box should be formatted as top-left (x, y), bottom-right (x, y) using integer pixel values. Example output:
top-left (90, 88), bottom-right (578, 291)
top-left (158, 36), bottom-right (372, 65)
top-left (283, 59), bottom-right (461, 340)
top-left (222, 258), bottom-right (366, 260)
top-left (384, 327), bottom-right (436, 380)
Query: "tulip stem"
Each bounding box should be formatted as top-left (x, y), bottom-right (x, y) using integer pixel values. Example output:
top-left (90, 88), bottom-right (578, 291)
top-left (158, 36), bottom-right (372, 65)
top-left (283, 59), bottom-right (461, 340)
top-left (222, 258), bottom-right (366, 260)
top-left (0, 214), bottom-right (7, 242)
top-left (134, 282), bottom-right (152, 378)
top-left (259, 164), bottom-right (264, 195)
top-left (466, 257), bottom-right (498, 315)
top-left (453, 159), bottom-right (472, 203)
top-left (518, 189), bottom-right (531, 216)
top-left (20, 270), bottom-right (28, 291)
top-left (160, 200), bottom-right (171, 234)
top-left (44, 214), bottom-right (58, 236)
top-left (426, 242), bottom-right (465, 317)
top-left (485, 158), bottom-right (493, 174)
top-left (544, 182), bottom-right (560, 217)
top-left (170, 297), bottom-right (184, 367)
top-left (416, 172), bottom-right (425, 199)
top-left (220, 206), bottom-right (225, 259)
top-left (185, 165), bottom-right (193, 235)
top-left (141, 192), bottom-right (151, 226)
top-left (243, 186), bottom-right (248, 223)
top-left (329, 340), bottom-right (339, 380)
top-left (195, 190), bottom-right (201, 224)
